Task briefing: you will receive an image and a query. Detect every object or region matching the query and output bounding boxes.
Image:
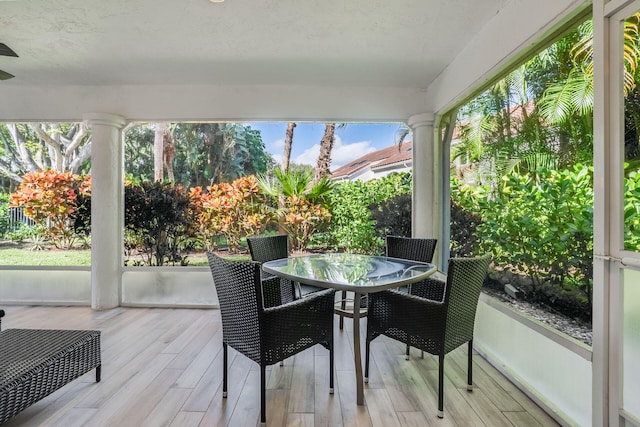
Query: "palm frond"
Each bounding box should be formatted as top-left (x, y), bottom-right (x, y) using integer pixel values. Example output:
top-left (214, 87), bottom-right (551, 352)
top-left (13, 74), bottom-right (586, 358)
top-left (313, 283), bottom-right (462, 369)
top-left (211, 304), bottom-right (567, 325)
top-left (539, 68), bottom-right (591, 124)
top-left (570, 71), bottom-right (594, 115)
top-left (305, 176), bottom-right (335, 202)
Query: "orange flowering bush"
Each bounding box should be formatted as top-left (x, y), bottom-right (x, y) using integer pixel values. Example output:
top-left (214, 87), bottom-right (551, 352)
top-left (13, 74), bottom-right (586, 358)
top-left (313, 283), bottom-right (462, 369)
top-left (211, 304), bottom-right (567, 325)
top-left (282, 195), bottom-right (331, 251)
top-left (191, 175), bottom-right (273, 252)
top-left (10, 170), bottom-right (91, 248)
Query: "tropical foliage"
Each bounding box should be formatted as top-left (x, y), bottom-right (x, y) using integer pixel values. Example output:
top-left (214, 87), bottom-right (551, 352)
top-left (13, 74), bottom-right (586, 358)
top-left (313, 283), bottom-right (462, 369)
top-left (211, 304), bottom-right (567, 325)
top-left (10, 170), bottom-right (91, 249)
top-left (125, 122), bottom-right (273, 187)
top-left (323, 172), bottom-right (412, 254)
top-left (190, 175), bottom-right (273, 253)
top-left (258, 168), bottom-right (333, 251)
top-left (124, 181), bottom-right (192, 266)
top-left (0, 121), bottom-right (273, 195)
top-left (0, 123), bottom-right (91, 191)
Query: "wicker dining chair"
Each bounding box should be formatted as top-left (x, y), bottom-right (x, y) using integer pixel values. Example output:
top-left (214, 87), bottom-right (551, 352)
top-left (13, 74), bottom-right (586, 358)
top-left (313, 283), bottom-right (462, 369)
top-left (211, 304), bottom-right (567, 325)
top-left (247, 234), bottom-right (295, 307)
top-left (207, 253), bottom-right (335, 425)
top-left (335, 236), bottom-right (437, 330)
top-left (386, 235), bottom-right (437, 358)
top-left (247, 234), bottom-right (322, 300)
top-left (364, 255), bottom-right (490, 419)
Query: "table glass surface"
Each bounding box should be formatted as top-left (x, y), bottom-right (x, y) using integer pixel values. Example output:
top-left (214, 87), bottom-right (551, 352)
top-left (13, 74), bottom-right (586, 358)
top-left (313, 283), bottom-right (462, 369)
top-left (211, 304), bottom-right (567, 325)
top-left (262, 253), bottom-right (435, 292)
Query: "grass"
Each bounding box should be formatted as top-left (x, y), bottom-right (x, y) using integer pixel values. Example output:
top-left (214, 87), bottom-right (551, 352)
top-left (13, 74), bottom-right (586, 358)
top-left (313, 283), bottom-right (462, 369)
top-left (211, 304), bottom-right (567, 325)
top-left (0, 246), bottom-right (92, 266)
top-left (0, 241), bottom-right (250, 267)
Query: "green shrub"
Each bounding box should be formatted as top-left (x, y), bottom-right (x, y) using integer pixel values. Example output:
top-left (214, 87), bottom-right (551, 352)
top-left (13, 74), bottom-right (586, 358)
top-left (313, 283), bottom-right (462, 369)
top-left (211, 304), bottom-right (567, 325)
top-left (124, 181), bottom-right (193, 266)
top-left (624, 167), bottom-right (640, 250)
top-left (453, 165), bottom-right (594, 311)
top-left (370, 193), bottom-right (411, 239)
top-left (69, 191), bottom-right (91, 248)
top-left (449, 198), bottom-right (482, 257)
top-left (0, 194), bottom-right (9, 238)
top-left (6, 223), bottom-right (40, 244)
top-left (327, 173), bottom-right (411, 253)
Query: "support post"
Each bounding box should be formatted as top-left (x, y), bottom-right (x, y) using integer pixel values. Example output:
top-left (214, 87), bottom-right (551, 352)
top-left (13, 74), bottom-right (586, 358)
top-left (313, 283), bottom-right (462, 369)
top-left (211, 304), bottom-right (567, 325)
top-left (84, 113), bottom-right (126, 310)
top-left (408, 113), bottom-right (437, 239)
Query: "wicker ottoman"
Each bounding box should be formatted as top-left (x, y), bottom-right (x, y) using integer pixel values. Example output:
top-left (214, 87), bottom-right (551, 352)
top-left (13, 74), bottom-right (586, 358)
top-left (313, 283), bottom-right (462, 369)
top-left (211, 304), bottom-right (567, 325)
top-left (0, 328), bottom-right (101, 424)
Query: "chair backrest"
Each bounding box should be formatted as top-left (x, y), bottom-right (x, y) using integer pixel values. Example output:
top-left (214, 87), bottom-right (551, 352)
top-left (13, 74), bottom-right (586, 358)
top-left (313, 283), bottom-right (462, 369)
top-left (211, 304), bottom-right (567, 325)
top-left (442, 255), bottom-right (491, 353)
top-left (385, 235), bottom-right (437, 263)
top-left (207, 252), bottom-right (263, 363)
top-left (247, 234), bottom-right (289, 264)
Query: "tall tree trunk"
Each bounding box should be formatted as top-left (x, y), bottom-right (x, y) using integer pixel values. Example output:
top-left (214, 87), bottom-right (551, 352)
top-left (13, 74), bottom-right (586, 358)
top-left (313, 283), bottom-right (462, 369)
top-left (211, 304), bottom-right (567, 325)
top-left (282, 122), bottom-right (295, 172)
top-left (154, 123), bottom-right (167, 181)
top-left (7, 124), bottom-right (40, 173)
top-left (163, 126), bottom-right (175, 182)
top-left (314, 123), bottom-right (335, 183)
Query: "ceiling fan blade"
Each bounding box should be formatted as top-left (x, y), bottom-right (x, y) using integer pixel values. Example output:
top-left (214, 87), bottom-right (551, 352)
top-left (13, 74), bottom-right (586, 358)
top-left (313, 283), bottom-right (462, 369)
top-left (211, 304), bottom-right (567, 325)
top-left (0, 43), bottom-right (18, 57)
top-left (0, 69), bottom-right (15, 80)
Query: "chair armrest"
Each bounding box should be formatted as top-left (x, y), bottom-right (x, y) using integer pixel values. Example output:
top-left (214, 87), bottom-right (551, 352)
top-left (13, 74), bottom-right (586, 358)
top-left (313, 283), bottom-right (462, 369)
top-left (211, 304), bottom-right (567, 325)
top-left (375, 289), bottom-right (445, 311)
top-left (368, 290), bottom-right (447, 338)
top-left (264, 288), bottom-right (335, 319)
top-left (408, 273), bottom-right (446, 302)
top-left (0, 309), bottom-right (4, 331)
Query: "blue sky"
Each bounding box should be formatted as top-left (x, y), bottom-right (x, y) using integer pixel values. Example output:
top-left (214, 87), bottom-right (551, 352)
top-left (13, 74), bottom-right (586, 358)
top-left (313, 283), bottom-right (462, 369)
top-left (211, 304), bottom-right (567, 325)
top-left (249, 122), bottom-right (409, 169)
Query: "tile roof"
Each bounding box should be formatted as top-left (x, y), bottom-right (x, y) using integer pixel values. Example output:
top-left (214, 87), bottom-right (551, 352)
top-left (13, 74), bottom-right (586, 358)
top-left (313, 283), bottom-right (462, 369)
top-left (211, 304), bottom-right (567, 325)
top-left (331, 141), bottom-right (413, 178)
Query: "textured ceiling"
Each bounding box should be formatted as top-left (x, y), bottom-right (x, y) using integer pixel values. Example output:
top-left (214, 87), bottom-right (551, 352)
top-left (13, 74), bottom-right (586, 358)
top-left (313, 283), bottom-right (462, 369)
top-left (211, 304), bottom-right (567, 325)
top-left (0, 0), bottom-right (511, 89)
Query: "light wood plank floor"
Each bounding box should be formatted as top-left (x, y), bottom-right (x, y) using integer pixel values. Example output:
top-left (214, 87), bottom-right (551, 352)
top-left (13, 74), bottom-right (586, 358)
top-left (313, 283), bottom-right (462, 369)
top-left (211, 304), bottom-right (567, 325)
top-left (0, 306), bottom-right (559, 427)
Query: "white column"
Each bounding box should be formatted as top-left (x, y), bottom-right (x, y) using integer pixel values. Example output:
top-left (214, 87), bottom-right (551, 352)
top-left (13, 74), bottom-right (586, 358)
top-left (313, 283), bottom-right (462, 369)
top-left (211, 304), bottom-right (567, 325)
top-left (591, 1), bottom-right (609, 425)
top-left (84, 113), bottom-right (126, 310)
top-left (408, 113), bottom-right (437, 239)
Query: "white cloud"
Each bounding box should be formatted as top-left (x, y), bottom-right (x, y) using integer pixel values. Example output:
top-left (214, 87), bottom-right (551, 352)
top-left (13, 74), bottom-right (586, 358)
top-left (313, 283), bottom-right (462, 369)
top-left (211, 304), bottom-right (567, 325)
top-left (271, 153), bottom-right (283, 165)
top-left (293, 144), bottom-right (320, 166)
top-left (292, 136), bottom-right (377, 169)
top-left (269, 138), bottom-right (285, 151)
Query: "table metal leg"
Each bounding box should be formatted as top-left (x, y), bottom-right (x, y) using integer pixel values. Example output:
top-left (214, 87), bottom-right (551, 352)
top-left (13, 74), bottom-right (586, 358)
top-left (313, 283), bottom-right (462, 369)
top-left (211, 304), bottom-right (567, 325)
top-left (352, 292), bottom-right (364, 405)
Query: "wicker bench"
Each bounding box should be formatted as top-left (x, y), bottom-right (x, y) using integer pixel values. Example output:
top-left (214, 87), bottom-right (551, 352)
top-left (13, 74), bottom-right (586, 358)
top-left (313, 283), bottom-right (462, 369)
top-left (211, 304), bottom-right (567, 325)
top-left (0, 309), bottom-right (101, 424)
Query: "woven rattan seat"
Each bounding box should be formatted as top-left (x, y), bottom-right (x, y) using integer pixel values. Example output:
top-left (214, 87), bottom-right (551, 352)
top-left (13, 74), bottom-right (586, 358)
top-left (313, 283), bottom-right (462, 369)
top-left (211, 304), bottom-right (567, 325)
top-left (207, 253), bottom-right (335, 425)
top-left (364, 255), bottom-right (490, 418)
top-left (0, 310), bottom-right (101, 424)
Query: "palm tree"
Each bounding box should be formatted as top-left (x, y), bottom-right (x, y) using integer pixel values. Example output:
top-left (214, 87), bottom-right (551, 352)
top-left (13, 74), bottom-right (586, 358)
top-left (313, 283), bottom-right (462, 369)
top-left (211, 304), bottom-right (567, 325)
top-left (537, 15), bottom-right (640, 163)
top-left (153, 123), bottom-right (168, 182)
top-left (314, 123), bottom-right (336, 184)
top-left (258, 168), bottom-right (334, 251)
top-left (282, 122), bottom-right (296, 172)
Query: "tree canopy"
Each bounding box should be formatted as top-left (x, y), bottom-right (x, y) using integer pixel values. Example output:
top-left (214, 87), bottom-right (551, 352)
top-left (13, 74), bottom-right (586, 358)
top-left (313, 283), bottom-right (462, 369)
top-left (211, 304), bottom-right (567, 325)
top-left (0, 121), bottom-right (274, 193)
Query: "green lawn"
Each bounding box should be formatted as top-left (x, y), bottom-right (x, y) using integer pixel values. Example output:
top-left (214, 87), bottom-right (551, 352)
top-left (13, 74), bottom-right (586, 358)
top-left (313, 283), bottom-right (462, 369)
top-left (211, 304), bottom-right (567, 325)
top-left (0, 246), bottom-right (92, 266)
top-left (0, 243), bottom-right (249, 266)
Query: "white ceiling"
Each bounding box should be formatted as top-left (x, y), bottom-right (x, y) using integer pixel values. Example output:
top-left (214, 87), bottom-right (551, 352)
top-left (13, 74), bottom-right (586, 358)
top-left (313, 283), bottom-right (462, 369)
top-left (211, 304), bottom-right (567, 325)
top-left (0, 0), bottom-right (511, 89)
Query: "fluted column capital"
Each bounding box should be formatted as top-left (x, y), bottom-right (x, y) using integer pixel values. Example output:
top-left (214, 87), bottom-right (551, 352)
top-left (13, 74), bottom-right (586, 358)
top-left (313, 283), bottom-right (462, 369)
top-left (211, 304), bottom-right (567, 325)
top-left (83, 112), bottom-right (127, 129)
top-left (407, 113), bottom-right (435, 130)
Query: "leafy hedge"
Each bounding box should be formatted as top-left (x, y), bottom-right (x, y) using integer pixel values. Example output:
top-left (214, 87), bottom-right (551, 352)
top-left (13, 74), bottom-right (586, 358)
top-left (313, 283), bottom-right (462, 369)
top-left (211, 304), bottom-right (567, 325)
top-left (322, 173), bottom-right (411, 253)
top-left (625, 167), bottom-right (640, 251)
top-left (452, 164), bottom-right (594, 315)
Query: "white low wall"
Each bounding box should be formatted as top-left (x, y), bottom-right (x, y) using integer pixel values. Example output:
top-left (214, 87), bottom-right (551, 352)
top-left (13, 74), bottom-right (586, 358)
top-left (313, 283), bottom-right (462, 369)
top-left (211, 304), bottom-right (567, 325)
top-left (122, 267), bottom-right (217, 308)
top-left (474, 294), bottom-right (592, 427)
top-left (0, 266), bottom-right (218, 308)
top-left (0, 267), bottom-right (91, 305)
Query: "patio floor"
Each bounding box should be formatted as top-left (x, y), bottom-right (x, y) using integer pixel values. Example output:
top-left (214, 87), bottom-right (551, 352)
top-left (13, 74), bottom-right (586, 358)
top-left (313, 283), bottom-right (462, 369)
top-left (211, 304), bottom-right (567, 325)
top-left (0, 305), bottom-right (559, 426)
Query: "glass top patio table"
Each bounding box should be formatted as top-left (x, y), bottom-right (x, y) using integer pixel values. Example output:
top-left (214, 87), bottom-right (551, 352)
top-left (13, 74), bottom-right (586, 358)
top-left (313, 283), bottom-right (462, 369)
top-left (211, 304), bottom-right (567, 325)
top-left (262, 253), bottom-right (436, 406)
top-left (262, 253), bottom-right (436, 293)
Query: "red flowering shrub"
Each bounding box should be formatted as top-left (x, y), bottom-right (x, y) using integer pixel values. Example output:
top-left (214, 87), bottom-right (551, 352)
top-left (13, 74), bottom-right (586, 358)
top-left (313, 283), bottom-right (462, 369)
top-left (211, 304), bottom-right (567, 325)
top-left (10, 170), bottom-right (91, 248)
top-left (191, 175), bottom-right (273, 252)
top-left (282, 195), bottom-right (331, 251)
